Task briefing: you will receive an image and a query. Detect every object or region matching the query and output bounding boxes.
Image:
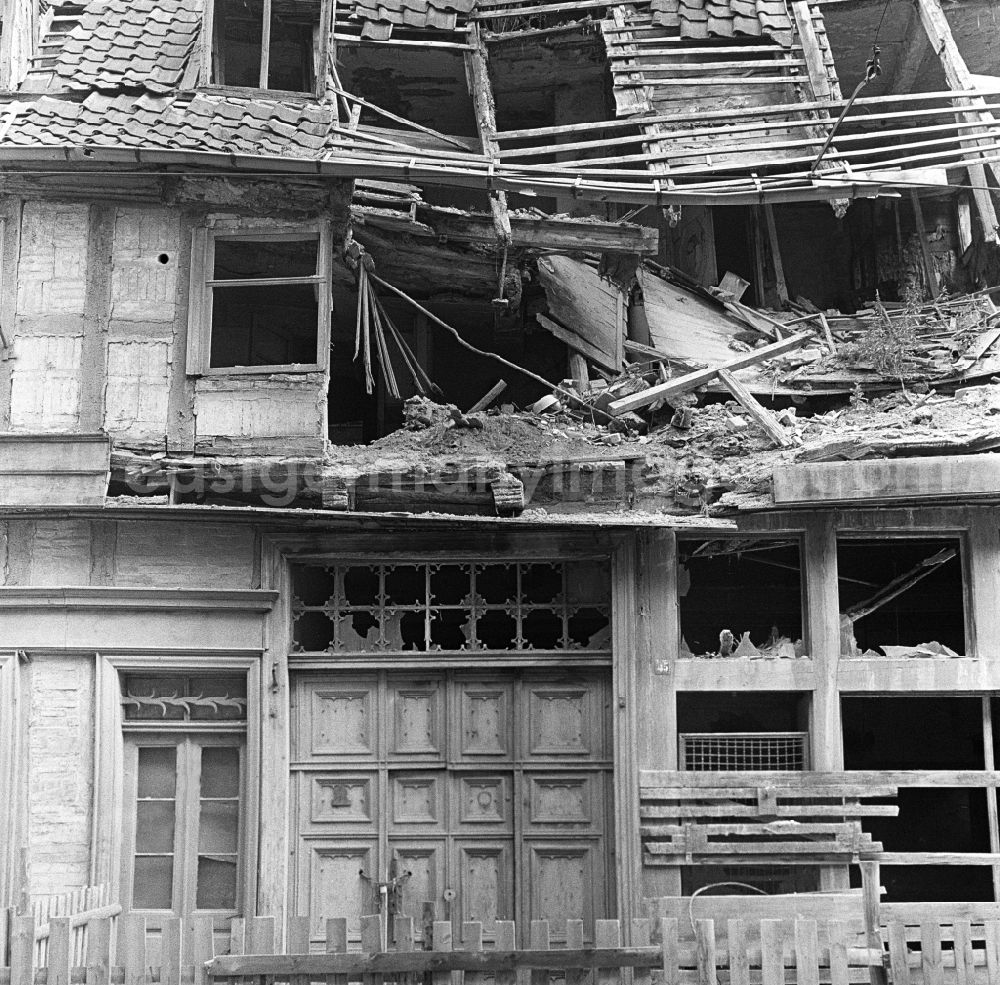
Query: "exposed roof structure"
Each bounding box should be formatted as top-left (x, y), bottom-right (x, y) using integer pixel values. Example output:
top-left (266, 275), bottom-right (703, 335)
top-left (347, 0), bottom-right (476, 39)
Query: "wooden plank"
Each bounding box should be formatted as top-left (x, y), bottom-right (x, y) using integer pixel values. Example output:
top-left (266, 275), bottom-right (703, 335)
top-left (536, 314), bottom-right (620, 374)
top-left (790, 0), bottom-right (832, 99)
top-left (828, 920), bottom-right (850, 985)
top-left (717, 369), bottom-right (793, 448)
top-left (760, 921), bottom-right (784, 985)
top-left (209, 947), bottom-right (671, 977)
top-left (953, 920), bottom-right (974, 985)
top-left (118, 913), bottom-right (145, 985)
top-left (363, 915), bottom-right (385, 985)
top-left (694, 920), bottom-right (717, 985)
top-left (985, 920), bottom-right (1000, 985)
top-left (229, 917), bottom-right (246, 956)
top-left (530, 920), bottom-right (549, 985)
top-left (160, 918), bottom-right (182, 985)
top-left (887, 923), bottom-right (912, 985)
top-left (922, 922), bottom-right (945, 985)
top-left (566, 920), bottom-right (587, 985)
top-left (794, 919), bottom-right (820, 985)
top-left (432, 920), bottom-right (453, 985)
top-left (247, 915), bottom-right (277, 954)
top-left (608, 330), bottom-right (815, 415)
top-left (495, 922), bottom-right (517, 985)
top-left (289, 915), bottom-right (312, 985)
top-left (327, 917), bottom-right (349, 985)
top-left (632, 919), bottom-right (653, 985)
top-left (910, 191), bottom-right (941, 299)
top-left (641, 803), bottom-right (899, 818)
top-left (463, 922), bottom-right (484, 985)
top-left (728, 920), bottom-right (749, 985)
top-left (762, 204), bottom-right (789, 305)
top-left (661, 918), bottom-right (679, 985)
top-left (85, 916), bottom-right (111, 985)
top-left (46, 917), bottom-right (71, 985)
top-left (861, 862), bottom-right (886, 985)
top-left (11, 915), bottom-right (34, 985)
top-left (596, 920), bottom-right (620, 985)
top-left (192, 917), bottom-right (215, 985)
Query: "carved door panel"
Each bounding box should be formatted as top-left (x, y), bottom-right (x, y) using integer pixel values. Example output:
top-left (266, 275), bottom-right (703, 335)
top-left (292, 670), bottom-right (612, 947)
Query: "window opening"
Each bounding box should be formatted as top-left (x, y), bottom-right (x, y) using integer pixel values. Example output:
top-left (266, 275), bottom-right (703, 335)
top-left (843, 696), bottom-right (993, 902)
top-left (122, 674), bottom-right (247, 934)
top-left (211, 0), bottom-right (323, 92)
top-left (291, 560), bottom-right (611, 653)
top-left (678, 539), bottom-right (804, 659)
top-left (208, 235), bottom-right (322, 370)
top-left (837, 537), bottom-right (965, 657)
top-left (676, 691), bottom-right (816, 895)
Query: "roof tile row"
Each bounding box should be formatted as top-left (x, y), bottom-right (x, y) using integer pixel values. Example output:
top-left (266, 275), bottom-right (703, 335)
top-left (649, 0), bottom-right (794, 44)
top-left (54, 0), bottom-right (202, 93)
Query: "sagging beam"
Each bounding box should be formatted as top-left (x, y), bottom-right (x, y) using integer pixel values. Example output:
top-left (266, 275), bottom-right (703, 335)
top-left (465, 23), bottom-right (512, 246)
top-left (358, 205), bottom-right (659, 254)
top-left (914, 0), bottom-right (1000, 242)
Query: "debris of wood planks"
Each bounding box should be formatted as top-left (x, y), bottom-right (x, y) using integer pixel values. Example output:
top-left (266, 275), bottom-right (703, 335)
top-left (467, 380), bottom-right (508, 414)
top-left (607, 330), bottom-right (816, 416)
top-left (537, 256), bottom-right (624, 371)
top-left (716, 369), bottom-right (794, 448)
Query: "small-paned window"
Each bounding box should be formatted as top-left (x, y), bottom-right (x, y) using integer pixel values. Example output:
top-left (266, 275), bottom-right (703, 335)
top-left (290, 560), bottom-right (612, 653)
top-left (210, 0), bottom-right (326, 93)
top-left (187, 223), bottom-right (331, 375)
top-left (121, 674), bottom-right (247, 929)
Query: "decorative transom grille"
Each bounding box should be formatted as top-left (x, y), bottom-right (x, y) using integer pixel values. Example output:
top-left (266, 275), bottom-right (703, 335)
top-left (680, 732), bottom-right (809, 771)
top-left (121, 674), bottom-right (248, 722)
top-left (291, 560), bottom-right (612, 653)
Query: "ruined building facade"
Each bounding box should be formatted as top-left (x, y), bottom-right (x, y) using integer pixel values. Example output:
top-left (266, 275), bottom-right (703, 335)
top-left (2, 0), bottom-right (1000, 967)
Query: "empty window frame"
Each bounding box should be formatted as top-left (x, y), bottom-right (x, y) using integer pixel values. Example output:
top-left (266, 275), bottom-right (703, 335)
top-left (208, 0), bottom-right (330, 94)
top-left (678, 538), bottom-right (804, 658)
top-left (120, 674), bottom-right (249, 929)
top-left (290, 560), bottom-right (612, 653)
top-left (187, 222), bottom-right (332, 375)
top-left (843, 696), bottom-right (996, 901)
top-left (837, 536), bottom-right (966, 657)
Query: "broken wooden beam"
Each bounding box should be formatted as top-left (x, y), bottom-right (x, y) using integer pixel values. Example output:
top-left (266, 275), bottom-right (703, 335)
top-left (467, 380), bottom-right (507, 414)
top-left (717, 368), bottom-right (794, 448)
top-left (607, 330), bottom-right (816, 416)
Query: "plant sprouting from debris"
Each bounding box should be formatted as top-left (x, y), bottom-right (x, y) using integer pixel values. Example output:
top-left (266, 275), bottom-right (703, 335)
top-left (855, 288), bottom-right (919, 377)
top-left (849, 381), bottom-right (868, 411)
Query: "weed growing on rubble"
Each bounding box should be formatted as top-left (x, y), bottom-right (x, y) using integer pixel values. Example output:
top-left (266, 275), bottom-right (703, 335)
top-left (854, 288), bottom-right (920, 377)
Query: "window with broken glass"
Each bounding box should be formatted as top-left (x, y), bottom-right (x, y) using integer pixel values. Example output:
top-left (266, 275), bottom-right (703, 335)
top-left (291, 560), bottom-right (612, 653)
top-left (186, 223), bottom-right (332, 375)
top-left (208, 0), bottom-right (330, 94)
top-left (120, 674), bottom-right (247, 928)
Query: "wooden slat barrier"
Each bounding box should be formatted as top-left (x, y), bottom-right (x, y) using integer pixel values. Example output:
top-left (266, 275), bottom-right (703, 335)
top-left (11, 906), bottom-right (1000, 985)
top-left (205, 915), bottom-right (887, 985)
top-left (639, 771), bottom-right (897, 867)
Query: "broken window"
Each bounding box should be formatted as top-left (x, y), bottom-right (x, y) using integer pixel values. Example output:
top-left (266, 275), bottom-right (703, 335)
top-left (678, 539), bottom-right (804, 658)
top-left (677, 692), bottom-right (818, 895)
top-left (210, 0), bottom-right (327, 93)
top-left (291, 560), bottom-right (611, 653)
top-left (187, 222), bottom-right (331, 375)
top-left (844, 696), bottom-right (994, 902)
top-left (837, 537), bottom-right (966, 657)
top-left (121, 675), bottom-right (248, 932)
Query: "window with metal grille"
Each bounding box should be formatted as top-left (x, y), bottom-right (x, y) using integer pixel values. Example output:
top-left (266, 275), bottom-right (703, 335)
top-left (291, 560), bottom-right (611, 653)
top-left (680, 731), bottom-right (809, 771)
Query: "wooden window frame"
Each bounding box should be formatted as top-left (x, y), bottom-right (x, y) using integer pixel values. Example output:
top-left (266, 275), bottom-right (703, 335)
top-left (121, 730), bottom-right (247, 927)
top-left (186, 218), bottom-right (333, 378)
top-left (0, 651), bottom-right (21, 908)
top-left (92, 653), bottom-right (261, 916)
top-left (201, 0), bottom-right (333, 98)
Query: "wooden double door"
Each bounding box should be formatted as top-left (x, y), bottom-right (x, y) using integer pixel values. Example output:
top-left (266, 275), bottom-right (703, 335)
top-left (291, 669), bottom-right (614, 946)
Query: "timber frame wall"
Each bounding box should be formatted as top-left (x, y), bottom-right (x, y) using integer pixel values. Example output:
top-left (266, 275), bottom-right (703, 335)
top-left (2, 506), bottom-right (1000, 938)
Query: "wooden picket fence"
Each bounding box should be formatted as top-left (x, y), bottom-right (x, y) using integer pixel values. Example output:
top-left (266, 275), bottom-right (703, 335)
top-left (31, 884), bottom-right (118, 969)
top-left (8, 907), bottom-right (1000, 985)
